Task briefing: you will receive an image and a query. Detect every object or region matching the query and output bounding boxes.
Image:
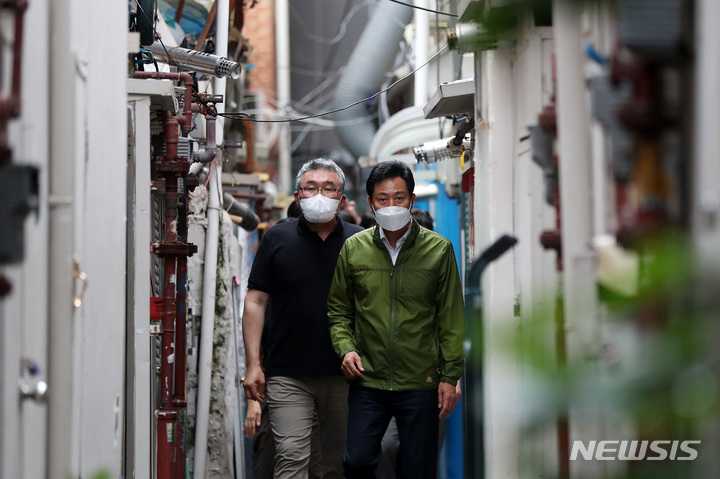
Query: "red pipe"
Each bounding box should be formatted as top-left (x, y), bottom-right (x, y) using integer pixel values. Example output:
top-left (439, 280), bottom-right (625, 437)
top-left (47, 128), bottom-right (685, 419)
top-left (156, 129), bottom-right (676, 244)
top-left (133, 71), bottom-right (194, 134)
top-left (9, 0), bottom-right (26, 116)
top-left (156, 409), bottom-right (178, 479)
top-left (174, 0), bottom-right (186, 24)
top-left (0, 0), bottom-right (27, 163)
top-left (173, 254), bottom-right (188, 479)
top-left (155, 98), bottom-right (184, 479)
top-left (163, 112), bottom-right (180, 169)
top-left (160, 250), bottom-right (177, 404)
top-left (173, 169), bottom-right (190, 478)
top-left (144, 72), bottom-right (211, 478)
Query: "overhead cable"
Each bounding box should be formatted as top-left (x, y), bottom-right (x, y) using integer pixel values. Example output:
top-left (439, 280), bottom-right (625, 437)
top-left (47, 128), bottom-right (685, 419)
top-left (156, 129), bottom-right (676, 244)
top-left (221, 44), bottom-right (449, 123)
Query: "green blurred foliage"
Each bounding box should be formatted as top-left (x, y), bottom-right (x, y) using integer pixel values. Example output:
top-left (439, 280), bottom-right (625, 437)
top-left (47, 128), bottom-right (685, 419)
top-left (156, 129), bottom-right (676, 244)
top-left (490, 230), bottom-right (720, 478)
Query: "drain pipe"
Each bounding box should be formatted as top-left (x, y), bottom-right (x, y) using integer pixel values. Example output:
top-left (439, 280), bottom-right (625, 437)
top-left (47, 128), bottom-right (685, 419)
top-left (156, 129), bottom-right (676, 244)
top-left (554, 2), bottom-right (597, 477)
top-left (193, 117), bottom-right (222, 479)
top-left (276, 0), bottom-right (291, 192)
top-left (413, 0), bottom-right (429, 107)
top-left (332, 1), bottom-right (413, 158)
top-left (194, 0), bottom-right (229, 476)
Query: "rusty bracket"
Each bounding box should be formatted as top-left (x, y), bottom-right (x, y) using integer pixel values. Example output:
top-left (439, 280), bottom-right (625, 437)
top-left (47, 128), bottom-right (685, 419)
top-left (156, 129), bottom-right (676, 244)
top-left (150, 324), bottom-right (163, 335)
top-left (155, 158), bottom-right (190, 174)
top-left (151, 241), bottom-right (198, 257)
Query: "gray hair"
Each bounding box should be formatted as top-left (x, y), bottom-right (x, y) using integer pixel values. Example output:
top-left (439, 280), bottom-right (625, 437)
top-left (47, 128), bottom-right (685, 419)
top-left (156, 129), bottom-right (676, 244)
top-left (295, 158), bottom-right (346, 191)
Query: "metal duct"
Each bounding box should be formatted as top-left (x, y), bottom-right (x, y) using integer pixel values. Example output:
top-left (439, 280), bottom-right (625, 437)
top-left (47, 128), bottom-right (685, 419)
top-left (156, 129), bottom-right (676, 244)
top-left (332, 2), bottom-right (413, 159)
top-left (223, 193), bottom-right (260, 231)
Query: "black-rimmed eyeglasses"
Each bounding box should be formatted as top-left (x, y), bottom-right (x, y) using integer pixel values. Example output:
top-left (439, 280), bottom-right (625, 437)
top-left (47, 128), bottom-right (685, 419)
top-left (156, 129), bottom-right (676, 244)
top-left (298, 186), bottom-right (340, 196)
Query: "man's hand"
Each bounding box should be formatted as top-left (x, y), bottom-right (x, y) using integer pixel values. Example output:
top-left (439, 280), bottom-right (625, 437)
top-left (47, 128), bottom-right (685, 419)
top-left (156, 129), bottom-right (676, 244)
top-left (244, 364), bottom-right (266, 402)
top-left (341, 351), bottom-right (364, 379)
top-left (245, 399), bottom-right (263, 438)
top-left (438, 381), bottom-right (460, 419)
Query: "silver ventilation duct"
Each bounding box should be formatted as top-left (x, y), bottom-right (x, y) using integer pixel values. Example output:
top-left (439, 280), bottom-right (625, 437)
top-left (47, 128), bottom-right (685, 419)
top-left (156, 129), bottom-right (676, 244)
top-left (332, 2), bottom-right (413, 159)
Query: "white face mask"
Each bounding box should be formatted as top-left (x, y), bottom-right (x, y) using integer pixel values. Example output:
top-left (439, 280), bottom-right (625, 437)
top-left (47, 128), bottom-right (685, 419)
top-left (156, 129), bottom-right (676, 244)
top-left (299, 194), bottom-right (340, 223)
top-left (373, 206), bottom-right (411, 232)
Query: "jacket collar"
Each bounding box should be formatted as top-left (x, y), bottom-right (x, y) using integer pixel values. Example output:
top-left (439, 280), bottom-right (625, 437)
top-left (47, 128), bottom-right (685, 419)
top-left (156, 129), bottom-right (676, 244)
top-left (372, 217), bottom-right (422, 250)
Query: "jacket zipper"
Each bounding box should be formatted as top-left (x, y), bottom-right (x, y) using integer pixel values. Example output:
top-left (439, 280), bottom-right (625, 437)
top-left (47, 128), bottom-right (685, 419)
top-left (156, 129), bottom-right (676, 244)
top-left (389, 261), bottom-right (395, 390)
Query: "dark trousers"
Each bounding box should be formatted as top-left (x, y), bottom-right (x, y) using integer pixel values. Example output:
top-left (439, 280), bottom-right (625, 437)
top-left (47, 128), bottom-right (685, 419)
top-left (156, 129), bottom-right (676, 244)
top-left (344, 386), bottom-right (439, 479)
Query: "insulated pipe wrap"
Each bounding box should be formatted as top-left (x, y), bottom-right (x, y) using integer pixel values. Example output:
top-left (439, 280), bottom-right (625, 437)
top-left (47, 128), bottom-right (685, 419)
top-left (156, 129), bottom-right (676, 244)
top-left (332, 2), bottom-right (413, 159)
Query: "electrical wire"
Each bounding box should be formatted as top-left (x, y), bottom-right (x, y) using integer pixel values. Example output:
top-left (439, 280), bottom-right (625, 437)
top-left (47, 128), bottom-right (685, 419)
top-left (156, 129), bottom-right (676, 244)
top-left (221, 44), bottom-right (449, 123)
top-left (290, 0), bottom-right (372, 45)
top-left (136, 0), bottom-right (453, 154)
top-left (388, 0), bottom-right (457, 17)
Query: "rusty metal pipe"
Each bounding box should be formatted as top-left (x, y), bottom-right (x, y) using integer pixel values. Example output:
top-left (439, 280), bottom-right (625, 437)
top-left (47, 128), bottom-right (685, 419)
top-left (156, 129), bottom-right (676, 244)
top-left (174, 0), bottom-right (186, 24)
top-left (133, 71), bottom-right (194, 134)
top-left (164, 112), bottom-right (179, 164)
top-left (156, 408), bottom-right (178, 479)
top-left (9, 0), bottom-right (27, 116)
top-left (194, 116), bottom-right (217, 163)
top-left (160, 253), bottom-right (176, 405)
top-left (0, 0), bottom-right (28, 164)
top-left (173, 253), bottom-right (188, 479)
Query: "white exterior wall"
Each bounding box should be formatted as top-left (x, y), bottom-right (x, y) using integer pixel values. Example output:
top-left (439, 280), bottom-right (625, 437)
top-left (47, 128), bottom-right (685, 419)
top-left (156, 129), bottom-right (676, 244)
top-left (0, 1), bottom-right (50, 478)
top-left (1, 1), bottom-right (128, 478)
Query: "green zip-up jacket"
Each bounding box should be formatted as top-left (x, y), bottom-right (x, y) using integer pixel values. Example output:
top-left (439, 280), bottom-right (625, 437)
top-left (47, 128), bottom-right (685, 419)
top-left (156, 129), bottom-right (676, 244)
top-left (328, 219), bottom-right (465, 391)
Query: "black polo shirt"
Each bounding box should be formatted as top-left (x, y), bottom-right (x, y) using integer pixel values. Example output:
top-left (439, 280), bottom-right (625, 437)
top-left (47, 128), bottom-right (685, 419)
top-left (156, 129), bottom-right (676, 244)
top-left (248, 216), bottom-right (363, 377)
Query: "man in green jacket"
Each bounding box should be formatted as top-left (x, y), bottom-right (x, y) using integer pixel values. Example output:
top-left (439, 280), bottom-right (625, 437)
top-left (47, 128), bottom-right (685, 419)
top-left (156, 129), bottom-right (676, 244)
top-left (328, 160), bottom-right (465, 479)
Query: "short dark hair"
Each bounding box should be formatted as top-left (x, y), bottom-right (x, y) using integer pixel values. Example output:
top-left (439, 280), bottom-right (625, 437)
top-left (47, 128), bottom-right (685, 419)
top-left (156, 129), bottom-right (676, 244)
top-left (360, 210), bottom-right (376, 229)
top-left (337, 210), bottom-right (355, 224)
top-left (286, 201), bottom-right (302, 218)
top-left (411, 208), bottom-right (434, 230)
top-left (366, 160), bottom-right (415, 199)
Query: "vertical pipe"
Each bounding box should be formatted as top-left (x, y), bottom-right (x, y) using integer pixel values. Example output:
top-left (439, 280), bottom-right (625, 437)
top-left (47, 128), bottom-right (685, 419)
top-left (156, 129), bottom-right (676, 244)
top-left (692, 0), bottom-right (720, 267)
top-left (554, 0), bottom-right (595, 317)
top-left (553, 2), bottom-right (597, 476)
top-left (157, 410), bottom-right (178, 479)
top-left (174, 137), bottom-right (191, 479)
top-left (276, 0), bottom-right (291, 192)
top-left (160, 248), bottom-right (177, 404)
top-left (47, 0), bottom-right (77, 476)
top-left (413, 0), bottom-right (429, 107)
top-left (158, 111), bottom-right (180, 479)
top-left (479, 49), bottom-right (518, 479)
top-left (193, 134), bottom-right (221, 479)
top-left (194, 2), bottom-right (229, 477)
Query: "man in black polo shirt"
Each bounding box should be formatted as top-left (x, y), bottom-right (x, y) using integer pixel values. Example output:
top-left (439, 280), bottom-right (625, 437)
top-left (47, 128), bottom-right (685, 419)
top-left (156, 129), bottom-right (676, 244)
top-left (243, 158), bottom-right (363, 478)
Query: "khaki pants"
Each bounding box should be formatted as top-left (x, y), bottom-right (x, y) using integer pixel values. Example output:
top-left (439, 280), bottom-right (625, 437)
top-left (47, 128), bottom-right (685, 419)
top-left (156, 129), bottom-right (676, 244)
top-left (266, 376), bottom-right (349, 479)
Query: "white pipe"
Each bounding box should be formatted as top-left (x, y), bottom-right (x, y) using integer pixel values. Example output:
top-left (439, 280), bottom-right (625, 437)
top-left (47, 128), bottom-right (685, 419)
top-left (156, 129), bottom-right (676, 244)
top-left (194, 1), bottom-right (229, 477)
top-left (414, 0), bottom-right (429, 107)
top-left (47, 0), bottom-right (78, 477)
top-left (553, 4), bottom-right (599, 477)
top-left (554, 0), bottom-right (596, 350)
top-left (193, 140), bottom-right (221, 479)
top-left (276, 0), bottom-right (291, 193)
top-left (231, 283), bottom-right (246, 479)
top-left (692, 0), bottom-right (720, 269)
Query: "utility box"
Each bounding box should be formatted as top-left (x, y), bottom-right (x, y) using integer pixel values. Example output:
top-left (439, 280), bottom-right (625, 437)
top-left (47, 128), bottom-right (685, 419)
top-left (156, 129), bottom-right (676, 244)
top-left (0, 163), bottom-right (39, 264)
